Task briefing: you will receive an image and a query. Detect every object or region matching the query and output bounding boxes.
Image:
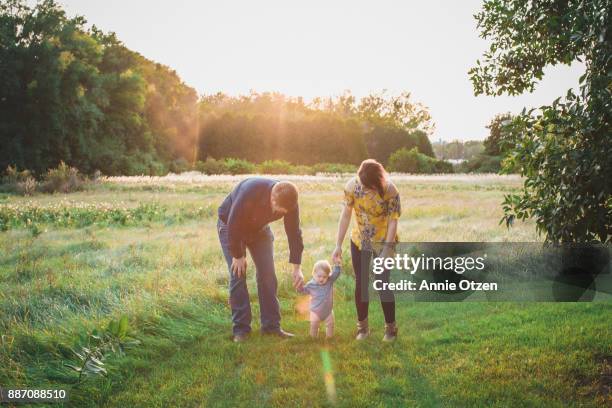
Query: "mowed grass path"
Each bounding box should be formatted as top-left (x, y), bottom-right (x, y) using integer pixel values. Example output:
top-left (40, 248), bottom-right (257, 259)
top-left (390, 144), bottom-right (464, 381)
top-left (0, 175), bottom-right (609, 407)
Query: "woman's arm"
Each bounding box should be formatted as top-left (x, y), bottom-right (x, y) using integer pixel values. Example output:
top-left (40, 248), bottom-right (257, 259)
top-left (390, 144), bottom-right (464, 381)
top-left (381, 183), bottom-right (400, 258)
top-left (384, 218), bottom-right (398, 243)
top-left (379, 218), bottom-right (398, 259)
top-left (332, 204), bottom-right (352, 263)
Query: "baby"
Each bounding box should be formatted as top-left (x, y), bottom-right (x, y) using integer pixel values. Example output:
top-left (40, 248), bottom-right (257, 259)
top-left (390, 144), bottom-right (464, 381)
top-left (298, 260), bottom-right (341, 338)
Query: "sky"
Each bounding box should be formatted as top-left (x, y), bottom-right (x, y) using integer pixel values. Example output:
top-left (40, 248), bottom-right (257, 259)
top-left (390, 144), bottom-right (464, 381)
top-left (49, 0), bottom-right (583, 142)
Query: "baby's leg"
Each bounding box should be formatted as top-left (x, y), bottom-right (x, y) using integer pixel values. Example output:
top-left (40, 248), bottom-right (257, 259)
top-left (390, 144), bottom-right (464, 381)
top-left (309, 311), bottom-right (321, 338)
top-left (325, 311), bottom-right (335, 338)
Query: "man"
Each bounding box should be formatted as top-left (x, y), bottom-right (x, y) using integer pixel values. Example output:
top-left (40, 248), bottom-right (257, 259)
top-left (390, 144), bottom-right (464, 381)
top-left (217, 177), bottom-right (305, 342)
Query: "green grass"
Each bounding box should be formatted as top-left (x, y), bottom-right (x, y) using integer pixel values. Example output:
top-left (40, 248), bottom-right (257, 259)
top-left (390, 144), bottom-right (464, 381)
top-left (0, 175), bottom-right (609, 407)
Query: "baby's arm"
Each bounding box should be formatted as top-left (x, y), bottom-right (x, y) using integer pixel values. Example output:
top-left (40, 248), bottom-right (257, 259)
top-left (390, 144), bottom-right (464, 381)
top-left (329, 264), bottom-right (342, 282)
top-left (297, 282), bottom-right (311, 294)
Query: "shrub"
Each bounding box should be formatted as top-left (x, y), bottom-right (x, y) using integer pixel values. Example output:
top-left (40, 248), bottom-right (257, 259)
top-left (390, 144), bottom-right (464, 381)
top-left (169, 158), bottom-right (191, 174)
top-left (1, 165), bottom-right (32, 185)
top-left (388, 148), bottom-right (427, 173)
top-left (432, 160), bottom-right (454, 174)
top-left (312, 163), bottom-right (357, 174)
top-left (291, 165), bottom-right (315, 175)
top-left (192, 159), bottom-right (358, 175)
top-left (1, 165), bottom-right (36, 194)
top-left (388, 147), bottom-right (453, 174)
top-left (257, 160), bottom-right (294, 175)
top-left (195, 157), bottom-right (229, 175)
top-left (224, 158), bottom-right (255, 175)
top-left (16, 176), bottom-right (37, 196)
top-left (457, 154), bottom-right (503, 173)
top-left (40, 161), bottom-right (86, 193)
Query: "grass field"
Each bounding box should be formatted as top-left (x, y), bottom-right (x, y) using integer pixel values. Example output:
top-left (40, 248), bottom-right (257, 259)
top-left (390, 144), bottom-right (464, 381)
top-left (0, 174), bottom-right (610, 407)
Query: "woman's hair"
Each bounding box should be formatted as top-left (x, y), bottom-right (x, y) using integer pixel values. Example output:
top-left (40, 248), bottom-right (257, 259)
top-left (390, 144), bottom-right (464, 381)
top-left (313, 260), bottom-right (332, 277)
top-left (358, 159), bottom-right (387, 198)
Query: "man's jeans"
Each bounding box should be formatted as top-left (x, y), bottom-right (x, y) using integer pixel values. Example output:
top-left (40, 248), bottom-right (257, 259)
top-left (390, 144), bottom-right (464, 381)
top-left (217, 219), bottom-right (281, 335)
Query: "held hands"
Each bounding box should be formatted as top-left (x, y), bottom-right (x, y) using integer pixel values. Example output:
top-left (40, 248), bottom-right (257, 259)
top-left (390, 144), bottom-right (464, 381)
top-left (292, 264), bottom-right (304, 291)
top-left (331, 245), bottom-right (342, 265)
top-left (232, 257), bottom-right (303, 290)
top-left (231, 256), bottom-right (247, 278)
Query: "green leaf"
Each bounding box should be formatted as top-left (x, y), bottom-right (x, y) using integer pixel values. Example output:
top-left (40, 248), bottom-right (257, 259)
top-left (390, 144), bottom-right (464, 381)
top-left (118, 315), bottom-right (129, 338)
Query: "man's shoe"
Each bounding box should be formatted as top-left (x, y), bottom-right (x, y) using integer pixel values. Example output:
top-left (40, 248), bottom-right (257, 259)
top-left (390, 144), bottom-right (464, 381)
top-left (232, 332), bottom-right (250, 343)
top-left (262, 328), bottom-right (295, 339)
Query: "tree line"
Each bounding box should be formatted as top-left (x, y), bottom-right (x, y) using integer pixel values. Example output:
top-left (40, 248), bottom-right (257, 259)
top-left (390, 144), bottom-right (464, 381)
top-left (197, 91), bottom-right (435, 166)
top-left (1, 0), bottom-right (437, 176)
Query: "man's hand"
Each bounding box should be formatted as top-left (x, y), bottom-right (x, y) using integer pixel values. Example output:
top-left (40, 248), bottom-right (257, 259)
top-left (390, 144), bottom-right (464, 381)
top-left (231, 256), bottom-right (247, 278)
top-left (291, 264), bottom-right (304, 290)
top-left (332, 245), bottom-right (343, 264)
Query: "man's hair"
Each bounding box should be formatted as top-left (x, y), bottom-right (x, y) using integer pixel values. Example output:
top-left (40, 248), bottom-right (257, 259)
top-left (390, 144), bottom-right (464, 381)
top-left (313, 260), bottom-right (332, 277)
top-left (272, 181), bottom-right (299, 210)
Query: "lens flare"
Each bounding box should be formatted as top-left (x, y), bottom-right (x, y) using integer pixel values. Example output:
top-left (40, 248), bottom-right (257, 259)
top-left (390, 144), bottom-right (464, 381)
top-left (320, 348), bottom-right (336, 404)
top-left (294, 295), bottom-right (310, 320)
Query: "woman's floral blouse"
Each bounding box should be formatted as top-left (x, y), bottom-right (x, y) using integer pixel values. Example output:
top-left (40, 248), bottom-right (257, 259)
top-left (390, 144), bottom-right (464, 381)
top-left (343, 176), bottom-right (401, 250)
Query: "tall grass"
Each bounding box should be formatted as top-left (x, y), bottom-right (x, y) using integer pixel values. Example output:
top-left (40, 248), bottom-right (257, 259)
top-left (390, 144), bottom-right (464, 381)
top-left (0, 176), bottom-right (608, 406)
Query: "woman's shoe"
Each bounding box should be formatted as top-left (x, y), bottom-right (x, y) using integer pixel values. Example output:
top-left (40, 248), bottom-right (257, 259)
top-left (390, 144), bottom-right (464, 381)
top-left (382, 322), bottom-right (398, 342)
top-left (355, 318), bottom-right (370, 340)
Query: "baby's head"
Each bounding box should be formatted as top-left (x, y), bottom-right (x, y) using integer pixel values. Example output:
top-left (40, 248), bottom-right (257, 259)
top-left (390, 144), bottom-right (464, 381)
top-left (312, 260), bottom-right (332, 284)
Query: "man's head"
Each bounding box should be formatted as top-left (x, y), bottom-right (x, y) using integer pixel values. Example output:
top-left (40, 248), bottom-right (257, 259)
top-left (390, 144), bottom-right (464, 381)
top-left (271, 181), bottom-right (299, 215)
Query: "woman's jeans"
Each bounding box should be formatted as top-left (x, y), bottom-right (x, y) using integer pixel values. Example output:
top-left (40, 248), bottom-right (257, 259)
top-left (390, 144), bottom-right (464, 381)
top-left (217, 219), bottom-right (280, 336)
top-left (351, 240), bottom-right (396, 323)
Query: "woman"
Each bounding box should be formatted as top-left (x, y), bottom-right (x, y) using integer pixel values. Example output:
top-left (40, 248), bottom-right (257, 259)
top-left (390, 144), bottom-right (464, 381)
top-left (332, 159), bottom-right (400, 342)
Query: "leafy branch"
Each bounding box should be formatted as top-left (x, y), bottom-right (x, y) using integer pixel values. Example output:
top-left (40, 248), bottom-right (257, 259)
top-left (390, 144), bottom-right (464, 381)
top-left (65, 315), bottom-right (140, 385)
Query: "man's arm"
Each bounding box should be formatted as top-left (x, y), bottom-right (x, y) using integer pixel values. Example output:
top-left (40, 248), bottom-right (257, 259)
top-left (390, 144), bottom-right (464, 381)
top-left (227, 197), bottom-right (247, 259)
top-left (283, 204), bottom-right (304, 265)
top-left (226, 192), bottom-right (249, 277)
top-left (284, 205), bottom-right (304, 289)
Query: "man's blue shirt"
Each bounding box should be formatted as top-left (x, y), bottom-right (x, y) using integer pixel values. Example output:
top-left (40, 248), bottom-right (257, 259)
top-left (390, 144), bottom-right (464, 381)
top-left (218, 177), bottom-right (304, 264)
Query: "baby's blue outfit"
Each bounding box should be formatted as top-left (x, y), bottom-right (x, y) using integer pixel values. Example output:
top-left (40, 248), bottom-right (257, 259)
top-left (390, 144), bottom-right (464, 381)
top-left (298, 265), bottom-right (341, 320)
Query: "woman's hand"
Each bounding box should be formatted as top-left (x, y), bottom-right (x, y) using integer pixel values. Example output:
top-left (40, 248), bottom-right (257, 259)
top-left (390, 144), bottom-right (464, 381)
top-left (231, 256), bottom-right (247, 278)
top-left (379, 244), bottom-right (394, 260)
top-left (332, 245), bottom-right (343, 264)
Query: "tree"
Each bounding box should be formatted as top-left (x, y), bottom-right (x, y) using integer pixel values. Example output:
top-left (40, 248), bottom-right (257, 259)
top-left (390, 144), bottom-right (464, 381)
top-left (483, 113), bottom-right (513, 156)
top-left (470, 0), bottom-right (611, 243)
top-left (464, 140), bottom-right (485, 159)
top-left (0, 0), bottom-right (198, 175)
top-left (357, 90), bottom-right (434, 135)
